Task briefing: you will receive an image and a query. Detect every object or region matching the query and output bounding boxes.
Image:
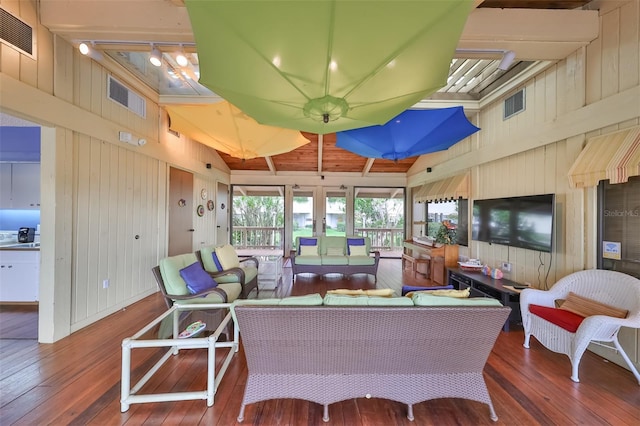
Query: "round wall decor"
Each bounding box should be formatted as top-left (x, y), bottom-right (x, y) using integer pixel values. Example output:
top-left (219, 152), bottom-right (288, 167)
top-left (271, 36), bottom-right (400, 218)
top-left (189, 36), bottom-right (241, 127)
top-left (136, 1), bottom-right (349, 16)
top-left (207, 200), bottom-right (215, 211)
top-left (197, 205), bottom-right (205, 217)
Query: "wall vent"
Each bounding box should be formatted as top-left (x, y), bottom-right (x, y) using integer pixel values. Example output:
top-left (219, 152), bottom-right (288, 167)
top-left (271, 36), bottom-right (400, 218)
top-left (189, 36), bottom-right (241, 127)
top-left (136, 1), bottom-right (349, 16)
top-left (0, 8), bottom-right (34, 57)
top-left (503, 88), bottom-right (525, 119)
top-left (108, 76), bottom-right (146, 118)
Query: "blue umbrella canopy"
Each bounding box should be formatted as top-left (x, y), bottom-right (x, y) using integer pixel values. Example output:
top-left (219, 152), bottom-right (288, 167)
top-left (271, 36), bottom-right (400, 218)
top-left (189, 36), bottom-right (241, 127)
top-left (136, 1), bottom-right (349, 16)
top-left (335, 107), bottom-right (480, 160)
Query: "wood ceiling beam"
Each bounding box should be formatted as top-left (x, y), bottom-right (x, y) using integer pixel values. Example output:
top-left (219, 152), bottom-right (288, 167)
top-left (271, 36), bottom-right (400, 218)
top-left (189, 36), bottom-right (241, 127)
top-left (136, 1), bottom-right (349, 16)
top-left (363, 158), bottom-right (375, 176)
top-left (318, 134), bottom-right (324, 174)
top-left (459, 8), bottom-right (598, 60)
top-left (265, 156), bottom-right (277, 175)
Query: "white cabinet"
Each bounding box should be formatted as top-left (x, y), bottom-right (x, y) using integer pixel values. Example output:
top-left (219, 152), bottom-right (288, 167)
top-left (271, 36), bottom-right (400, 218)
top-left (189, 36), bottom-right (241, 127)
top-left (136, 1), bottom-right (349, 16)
top-left (0, 163), bottom-right (40, 209)
top-left (0, 250), bottom-right (39, 302)
top-left (0, 164), bottom-right (11, 208)
top-left (10, 163), bottom-right (40, 209)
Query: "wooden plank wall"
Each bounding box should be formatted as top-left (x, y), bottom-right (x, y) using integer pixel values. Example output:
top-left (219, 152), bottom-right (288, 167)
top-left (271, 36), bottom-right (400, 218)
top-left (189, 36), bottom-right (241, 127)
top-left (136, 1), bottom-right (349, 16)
top-left (409, 1), bottom-right (639, 290)
top-left (0, 0), bottom-right (232, 339)
top-left (411, 1), bottom-right (640, 372)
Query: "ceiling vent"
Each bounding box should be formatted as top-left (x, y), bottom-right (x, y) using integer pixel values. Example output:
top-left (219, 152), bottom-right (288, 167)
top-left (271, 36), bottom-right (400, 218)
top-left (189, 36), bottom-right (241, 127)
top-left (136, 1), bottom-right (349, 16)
top-left (504, 88), bottom-right (525, 120)
top-left (0, 7), bottom-right (34, 58)
top-left (108, 76), bottom-right (146, 118)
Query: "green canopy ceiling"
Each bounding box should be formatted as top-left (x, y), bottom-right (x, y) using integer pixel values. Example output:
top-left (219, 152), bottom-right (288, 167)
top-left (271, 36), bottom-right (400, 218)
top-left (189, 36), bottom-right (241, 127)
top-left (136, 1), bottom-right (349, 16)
top-left (186, 0), bottom-right (475, 134)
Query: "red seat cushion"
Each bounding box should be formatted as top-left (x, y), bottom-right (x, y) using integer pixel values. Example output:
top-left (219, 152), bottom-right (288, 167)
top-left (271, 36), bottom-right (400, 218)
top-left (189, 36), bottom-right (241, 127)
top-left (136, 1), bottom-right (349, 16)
top-left (529, 304), bottom-right (585, 333)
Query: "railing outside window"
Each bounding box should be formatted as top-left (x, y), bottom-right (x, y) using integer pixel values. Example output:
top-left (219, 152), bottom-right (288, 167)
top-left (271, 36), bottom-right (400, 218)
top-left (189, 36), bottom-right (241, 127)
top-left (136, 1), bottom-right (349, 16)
top-left (231, 226), bottom-right (403, 253)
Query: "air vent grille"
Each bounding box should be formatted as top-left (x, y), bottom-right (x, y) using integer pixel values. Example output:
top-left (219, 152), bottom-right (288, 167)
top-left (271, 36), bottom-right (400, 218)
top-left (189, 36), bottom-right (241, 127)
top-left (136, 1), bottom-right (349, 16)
top-left (504, 88), bottom-right (525, 119)
top-left (0, 8), bottom-right (33, 56)
top-left (108, 76), bottom-right (146, 118)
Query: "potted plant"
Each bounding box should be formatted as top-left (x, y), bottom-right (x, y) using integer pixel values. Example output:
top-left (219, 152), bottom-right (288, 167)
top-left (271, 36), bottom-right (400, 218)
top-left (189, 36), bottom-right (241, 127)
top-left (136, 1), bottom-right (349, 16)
top-left (434, 220), bottom-right (457, 246)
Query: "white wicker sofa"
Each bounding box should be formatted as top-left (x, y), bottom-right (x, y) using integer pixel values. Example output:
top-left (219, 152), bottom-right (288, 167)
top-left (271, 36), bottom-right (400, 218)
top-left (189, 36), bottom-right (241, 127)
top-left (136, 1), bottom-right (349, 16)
top-left (234, 293), bottom-right (511, 423)
top-left (520, 269), bottom-right (640, 384)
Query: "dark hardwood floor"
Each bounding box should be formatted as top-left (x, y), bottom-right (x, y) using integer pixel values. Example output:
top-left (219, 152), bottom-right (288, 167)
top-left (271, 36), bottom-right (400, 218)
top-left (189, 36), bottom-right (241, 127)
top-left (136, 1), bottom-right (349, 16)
top-left (1, 258), bottom-right (639, 425)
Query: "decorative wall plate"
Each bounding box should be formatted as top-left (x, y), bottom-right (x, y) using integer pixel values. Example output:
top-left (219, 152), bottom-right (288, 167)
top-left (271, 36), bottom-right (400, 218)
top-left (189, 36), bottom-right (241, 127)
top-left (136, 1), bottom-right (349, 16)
top-left (200, 188), bottom-right (208, 200)
top-left (178, 199), bottom-right (186, 207)
top-left (207, 200), bottom-right (214, 211)
top-left (197, 205), bottom-right (205, 217)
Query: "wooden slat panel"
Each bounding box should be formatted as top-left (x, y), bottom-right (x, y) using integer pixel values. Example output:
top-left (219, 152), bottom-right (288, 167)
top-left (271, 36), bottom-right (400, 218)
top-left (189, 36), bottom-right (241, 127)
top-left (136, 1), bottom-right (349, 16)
top-left (321, 133), bottom-right (367, 172)
top-left (272, 133), bottom-right (318, 172)
top-left (218, 152), bottom-right (270, 171)
top-left (369, 158), bottom-right (417, 173)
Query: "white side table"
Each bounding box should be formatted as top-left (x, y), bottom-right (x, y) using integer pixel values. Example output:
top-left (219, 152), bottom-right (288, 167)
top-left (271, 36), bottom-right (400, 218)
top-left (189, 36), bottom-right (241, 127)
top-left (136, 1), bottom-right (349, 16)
top-left (257, 255), bottom-right (283, 290)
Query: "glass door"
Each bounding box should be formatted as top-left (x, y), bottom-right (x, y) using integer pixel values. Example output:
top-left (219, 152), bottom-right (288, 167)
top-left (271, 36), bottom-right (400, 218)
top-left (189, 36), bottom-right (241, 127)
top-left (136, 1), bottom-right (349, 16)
top-left (231, 185), bottom-right (284, 256)
top-left (323, 187), bottom-right (347, 237)
top-left (292, 186), bottom-right (316, 251)
top-left (354, 187), bottom-right (405, 257)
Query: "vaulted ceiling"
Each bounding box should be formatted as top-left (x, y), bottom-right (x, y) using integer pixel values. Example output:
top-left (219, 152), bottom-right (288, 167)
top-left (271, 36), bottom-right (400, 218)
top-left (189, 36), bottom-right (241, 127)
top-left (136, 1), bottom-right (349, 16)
top-left (38, 0), bottom-right (599, 175)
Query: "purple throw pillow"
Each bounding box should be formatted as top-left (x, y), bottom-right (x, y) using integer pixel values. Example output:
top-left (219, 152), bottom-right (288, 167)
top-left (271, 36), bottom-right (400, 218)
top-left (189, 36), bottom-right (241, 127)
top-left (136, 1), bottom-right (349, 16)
top-left (346, 237), bottom-right (365, 254)
top-left (211, 252), bottom-right (224, 271)
top-left (180, 262), bottom-right (218, 294)
top-left (298, 237), bottom-right (318, 254)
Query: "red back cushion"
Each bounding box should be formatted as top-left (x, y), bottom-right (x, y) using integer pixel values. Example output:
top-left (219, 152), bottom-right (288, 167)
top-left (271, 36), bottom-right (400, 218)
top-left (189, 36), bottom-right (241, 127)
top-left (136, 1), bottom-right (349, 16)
top-left (529, 304), bottom-right (585, 333)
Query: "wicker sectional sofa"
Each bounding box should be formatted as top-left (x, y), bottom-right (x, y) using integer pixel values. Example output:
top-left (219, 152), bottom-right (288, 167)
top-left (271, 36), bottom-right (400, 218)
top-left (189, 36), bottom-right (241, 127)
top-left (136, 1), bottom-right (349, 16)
top-left (234, 297), bottom-right (511, 423)
top-left (290, 236), bottom-right (380, 281)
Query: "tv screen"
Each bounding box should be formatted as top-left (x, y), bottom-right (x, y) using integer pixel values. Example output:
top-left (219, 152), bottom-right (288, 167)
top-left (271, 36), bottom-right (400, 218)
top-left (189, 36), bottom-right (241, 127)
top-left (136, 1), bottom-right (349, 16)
top-left (472, 194), bottom-right (554, 252)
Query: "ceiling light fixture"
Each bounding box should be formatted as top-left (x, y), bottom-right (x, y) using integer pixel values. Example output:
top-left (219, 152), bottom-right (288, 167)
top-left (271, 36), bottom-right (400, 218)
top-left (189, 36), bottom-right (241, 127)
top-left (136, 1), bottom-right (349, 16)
top-left (77, 41), bottom-right (103, 61)
top-left (175, 45), bottom-right (189, 67)
top-left (497, 50), bottom-right (516, 71)
top-left (149, 45), bottom-right (162, 67)
top-left (78, 42), bottom-right (90, 55)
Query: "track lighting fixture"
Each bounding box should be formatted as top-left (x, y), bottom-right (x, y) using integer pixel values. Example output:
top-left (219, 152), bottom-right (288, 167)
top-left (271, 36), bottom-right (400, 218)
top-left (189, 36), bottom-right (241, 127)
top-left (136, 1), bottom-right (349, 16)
top-left (77, 41), bottom-right (103, 61)
top-left (175, 45), bottom-right (189, 67)
top-left (497, 50), bottom-right (516, 71)
top-left (78, 42), bottom-right (90, 55)
top-left (149, 45), bottom-right (162, 67)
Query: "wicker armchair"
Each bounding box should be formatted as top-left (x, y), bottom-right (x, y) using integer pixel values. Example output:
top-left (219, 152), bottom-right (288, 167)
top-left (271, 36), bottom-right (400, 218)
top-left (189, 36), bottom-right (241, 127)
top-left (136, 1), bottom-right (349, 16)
top-left (520, 269), bottom-right (640, 384)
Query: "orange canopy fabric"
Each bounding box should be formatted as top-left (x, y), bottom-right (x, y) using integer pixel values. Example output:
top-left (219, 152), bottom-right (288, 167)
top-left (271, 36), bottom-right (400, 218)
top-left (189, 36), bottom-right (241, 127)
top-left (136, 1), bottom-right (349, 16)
top-left (568, 126), bottom-right (640, 188)
top-left (166, 102), bottom-right (311, 160)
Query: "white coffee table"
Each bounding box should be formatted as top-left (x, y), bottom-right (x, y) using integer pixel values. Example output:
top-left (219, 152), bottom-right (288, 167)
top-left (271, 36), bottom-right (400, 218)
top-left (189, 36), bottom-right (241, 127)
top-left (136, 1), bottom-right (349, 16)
top-left (257, 254), bottom-right (283, 290)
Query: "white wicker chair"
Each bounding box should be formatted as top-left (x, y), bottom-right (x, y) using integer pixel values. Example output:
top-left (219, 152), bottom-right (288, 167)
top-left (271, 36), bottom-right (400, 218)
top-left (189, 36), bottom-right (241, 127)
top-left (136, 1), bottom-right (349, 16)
top-left (520, 269), bottom-right (640, 384)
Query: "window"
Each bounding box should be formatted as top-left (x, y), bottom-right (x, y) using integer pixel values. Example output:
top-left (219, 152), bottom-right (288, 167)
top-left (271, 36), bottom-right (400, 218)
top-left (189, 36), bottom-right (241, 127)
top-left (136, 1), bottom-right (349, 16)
top-left (426, 199), bottom-right (468, 246)
top-left (598, 176), bottom-right (640, 278)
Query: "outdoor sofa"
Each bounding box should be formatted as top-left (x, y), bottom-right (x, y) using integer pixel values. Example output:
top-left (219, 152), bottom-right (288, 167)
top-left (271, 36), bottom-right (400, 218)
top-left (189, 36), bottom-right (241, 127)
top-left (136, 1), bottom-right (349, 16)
top-left (290, 235), bottom-right (380, 281)
top-left (233, 292), bottom-right (511, 422)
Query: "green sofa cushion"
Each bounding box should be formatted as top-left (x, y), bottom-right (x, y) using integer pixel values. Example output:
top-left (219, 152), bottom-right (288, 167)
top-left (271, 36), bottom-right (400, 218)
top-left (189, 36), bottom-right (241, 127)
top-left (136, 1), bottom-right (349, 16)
top-left (412, 293), bottom-right (504, 307)
top-left (347, 255), bottom-right (375, 266)
top-left (321, 255), bottom-right (349, 265)
top-left (159, 253), bottom-right (199, 296)
top-left (200, 245), bottom-right (220, 272)
top-left (172, 282), bottom-right (242, 304)
top-left (295, 255), bottom-right (323, 265)
top-left (320, 236), bottom-right (347, 255)
top-left (231, 293), bottom-right (324, 326)
top-left (323, 294), bottom-right (414, 306)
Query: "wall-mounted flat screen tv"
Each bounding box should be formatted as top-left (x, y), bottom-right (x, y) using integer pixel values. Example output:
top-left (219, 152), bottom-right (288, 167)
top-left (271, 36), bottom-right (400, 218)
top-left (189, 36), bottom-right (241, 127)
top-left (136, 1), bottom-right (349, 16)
top-left (472, 194), bottom-right (555, 252)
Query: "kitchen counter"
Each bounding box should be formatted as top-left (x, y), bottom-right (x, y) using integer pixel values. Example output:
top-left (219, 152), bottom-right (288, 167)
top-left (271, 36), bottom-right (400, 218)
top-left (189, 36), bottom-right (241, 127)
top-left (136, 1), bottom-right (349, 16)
top-left (0, 242), bottom-right (40, 250)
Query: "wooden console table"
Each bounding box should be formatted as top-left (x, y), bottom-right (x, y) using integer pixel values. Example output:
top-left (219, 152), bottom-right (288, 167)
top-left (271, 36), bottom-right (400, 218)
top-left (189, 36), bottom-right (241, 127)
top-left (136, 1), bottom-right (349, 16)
top-left (447, 268), bottom-right (522, 331)
top-left (403, 240), bottom-right (458, 285)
